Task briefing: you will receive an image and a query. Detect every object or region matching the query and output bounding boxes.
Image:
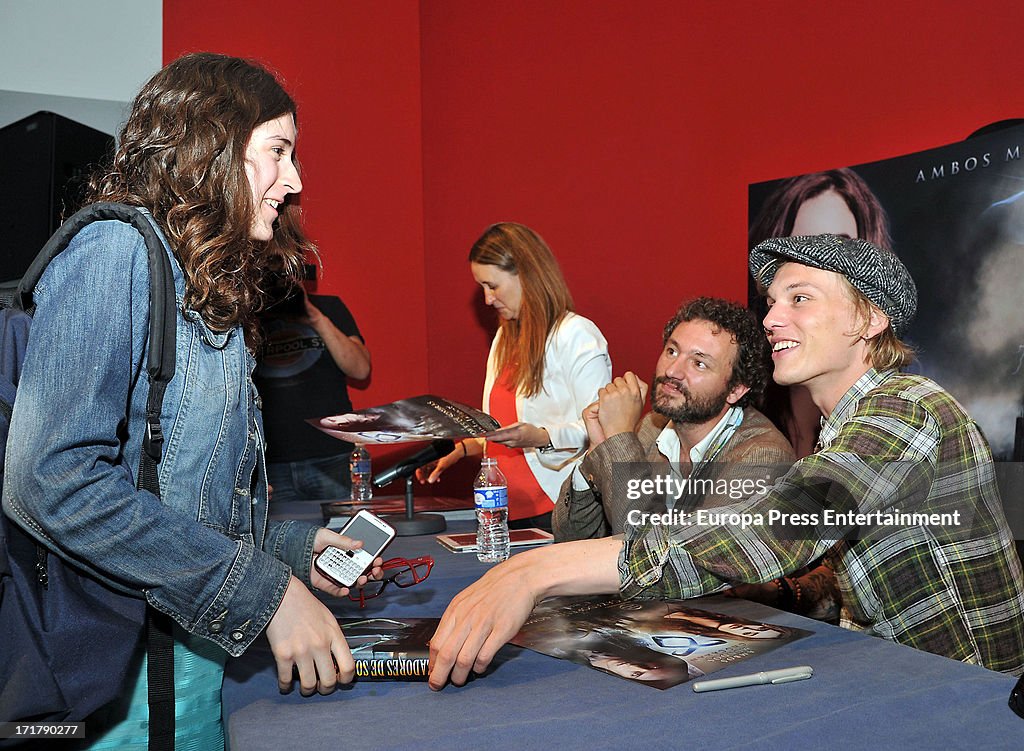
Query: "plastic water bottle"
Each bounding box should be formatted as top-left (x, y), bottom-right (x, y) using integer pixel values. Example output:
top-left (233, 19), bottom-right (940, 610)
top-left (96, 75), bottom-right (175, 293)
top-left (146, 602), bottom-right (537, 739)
top-left (474, 457), bottom-right (509, 563)
top-left (350, 444), bottom-right (373, 501)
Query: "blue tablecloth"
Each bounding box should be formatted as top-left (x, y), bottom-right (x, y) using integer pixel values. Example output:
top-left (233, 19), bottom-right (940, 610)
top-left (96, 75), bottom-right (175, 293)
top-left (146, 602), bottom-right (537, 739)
top-left (223, 520), bottom-right (1023, 750)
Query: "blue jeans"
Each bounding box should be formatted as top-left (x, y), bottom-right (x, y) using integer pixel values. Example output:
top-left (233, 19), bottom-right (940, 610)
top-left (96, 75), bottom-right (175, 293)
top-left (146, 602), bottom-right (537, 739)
top-left (267, 453), bottom-right (352, 502)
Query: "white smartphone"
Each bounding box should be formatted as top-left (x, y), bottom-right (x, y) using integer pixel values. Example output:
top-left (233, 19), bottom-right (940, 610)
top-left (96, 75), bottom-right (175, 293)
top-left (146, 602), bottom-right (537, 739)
top-left (314, 510), bottom-right (396, 588)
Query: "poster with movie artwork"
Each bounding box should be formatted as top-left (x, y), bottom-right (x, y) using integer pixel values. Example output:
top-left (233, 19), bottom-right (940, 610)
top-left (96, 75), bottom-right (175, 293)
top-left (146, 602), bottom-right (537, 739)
top-left (310, 394), bottom-right (500, 444)
top-left (748, 121), bottom-right (1024, 460)
top-left (510, 596), bottom-right (810, 689)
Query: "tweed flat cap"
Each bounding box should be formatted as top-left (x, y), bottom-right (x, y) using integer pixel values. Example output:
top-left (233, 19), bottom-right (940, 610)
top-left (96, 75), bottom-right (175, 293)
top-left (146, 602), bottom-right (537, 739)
top-left (749, 234), bottom-right (917, 336)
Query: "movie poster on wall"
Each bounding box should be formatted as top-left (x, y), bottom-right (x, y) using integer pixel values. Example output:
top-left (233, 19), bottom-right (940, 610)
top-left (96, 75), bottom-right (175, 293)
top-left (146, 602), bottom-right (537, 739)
top-left (748, 123), bottom-right (1024, 460)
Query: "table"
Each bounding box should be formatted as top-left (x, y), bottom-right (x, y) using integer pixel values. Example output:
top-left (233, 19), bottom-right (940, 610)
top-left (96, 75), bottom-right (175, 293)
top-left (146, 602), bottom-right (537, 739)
top-left (223, 521), bottom-right (1023, 750)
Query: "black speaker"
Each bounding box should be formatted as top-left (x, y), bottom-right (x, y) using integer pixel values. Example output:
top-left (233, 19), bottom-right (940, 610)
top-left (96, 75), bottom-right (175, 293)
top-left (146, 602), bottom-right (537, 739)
top-left (0, 111), bottom-right (115, 284)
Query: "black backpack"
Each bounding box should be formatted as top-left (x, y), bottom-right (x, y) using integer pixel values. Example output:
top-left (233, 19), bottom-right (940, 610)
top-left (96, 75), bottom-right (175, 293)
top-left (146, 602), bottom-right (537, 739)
top-left (0, 203), bottom-right (176, 748)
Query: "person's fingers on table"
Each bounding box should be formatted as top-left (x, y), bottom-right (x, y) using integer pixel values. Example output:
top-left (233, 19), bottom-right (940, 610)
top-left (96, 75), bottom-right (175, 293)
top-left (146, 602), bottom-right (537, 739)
top-left (334, 638), bottom-right (356, 685)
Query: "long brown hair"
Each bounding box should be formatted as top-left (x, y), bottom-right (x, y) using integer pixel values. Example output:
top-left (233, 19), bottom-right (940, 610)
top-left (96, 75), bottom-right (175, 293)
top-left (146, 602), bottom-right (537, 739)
top-left (469, 223), bottom-right (574, 397)
top-left (88, 52), bottom-right (314, 344)
top-left (749, 168), bottom-right (893, 251)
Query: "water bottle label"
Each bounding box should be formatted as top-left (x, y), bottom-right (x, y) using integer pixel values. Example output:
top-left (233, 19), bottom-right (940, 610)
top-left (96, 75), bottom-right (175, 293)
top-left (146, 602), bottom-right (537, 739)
top-left (352, 460), bottom-right (371, 474)
top-left (474, 486), bottom-right (508, 509)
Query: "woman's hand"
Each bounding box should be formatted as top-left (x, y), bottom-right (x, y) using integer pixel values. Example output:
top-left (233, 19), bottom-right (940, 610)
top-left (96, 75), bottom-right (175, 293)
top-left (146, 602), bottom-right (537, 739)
top-left (309, 527), bottom-right (384, 598)
top-left (416, 444), bottom-right (466, 484)
top-left (486, 422), bottom-right (550, 449)
top-left (266, 576), bottom-right (353, 696)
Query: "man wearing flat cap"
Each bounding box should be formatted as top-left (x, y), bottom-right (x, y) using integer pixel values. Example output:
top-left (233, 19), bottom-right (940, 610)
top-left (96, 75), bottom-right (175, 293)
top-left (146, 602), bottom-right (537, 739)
top-left (427, 235), bottom-right (1024, 689)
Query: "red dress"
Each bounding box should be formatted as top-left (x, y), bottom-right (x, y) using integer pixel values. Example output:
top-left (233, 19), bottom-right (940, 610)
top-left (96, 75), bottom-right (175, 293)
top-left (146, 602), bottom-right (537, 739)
top-left (486, 367), bottom-right (552, 520)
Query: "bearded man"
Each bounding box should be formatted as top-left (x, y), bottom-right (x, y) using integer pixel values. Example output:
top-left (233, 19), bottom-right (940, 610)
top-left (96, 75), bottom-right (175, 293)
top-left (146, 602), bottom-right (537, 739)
top-left (553, 297), bottom-right (794, 541)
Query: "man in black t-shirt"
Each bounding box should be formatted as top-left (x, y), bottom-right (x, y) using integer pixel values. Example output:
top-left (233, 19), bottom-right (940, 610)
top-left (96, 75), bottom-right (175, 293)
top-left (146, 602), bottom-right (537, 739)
top-left (255, 290), bottom-right (370, 501)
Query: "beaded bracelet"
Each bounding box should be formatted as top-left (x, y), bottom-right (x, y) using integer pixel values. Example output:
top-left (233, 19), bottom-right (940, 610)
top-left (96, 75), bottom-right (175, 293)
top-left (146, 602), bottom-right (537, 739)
top-left (790, 577), bottom-right (803, 611)
top-left (774, 577), bottom-right (794, 609)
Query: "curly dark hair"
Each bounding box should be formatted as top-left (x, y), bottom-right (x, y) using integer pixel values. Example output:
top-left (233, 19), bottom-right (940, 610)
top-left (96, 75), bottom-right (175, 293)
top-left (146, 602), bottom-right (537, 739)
top-left (87, 52), bottom-right (314, 345)
top-left (661, 297), bottom-right (770, 408)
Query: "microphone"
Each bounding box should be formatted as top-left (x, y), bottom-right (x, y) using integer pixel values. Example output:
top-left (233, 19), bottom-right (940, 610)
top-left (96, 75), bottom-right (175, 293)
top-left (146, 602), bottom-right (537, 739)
top-left (372, 439), bottom-right (455, 488)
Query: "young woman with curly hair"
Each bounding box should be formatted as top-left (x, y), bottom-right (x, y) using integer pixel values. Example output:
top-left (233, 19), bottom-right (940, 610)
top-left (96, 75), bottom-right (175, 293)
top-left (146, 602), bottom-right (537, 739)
top-left (4, 53), bottom-right (380, 748)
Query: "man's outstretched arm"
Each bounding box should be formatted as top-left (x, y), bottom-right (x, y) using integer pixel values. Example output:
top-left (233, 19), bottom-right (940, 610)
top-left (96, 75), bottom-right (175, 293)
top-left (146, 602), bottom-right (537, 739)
top-left (427, 536), bottom-right (624, 689)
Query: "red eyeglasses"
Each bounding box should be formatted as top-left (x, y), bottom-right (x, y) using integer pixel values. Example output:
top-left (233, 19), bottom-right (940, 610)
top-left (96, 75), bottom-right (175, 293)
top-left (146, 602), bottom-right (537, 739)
top-left (348, 556), bottom-right (434, 608)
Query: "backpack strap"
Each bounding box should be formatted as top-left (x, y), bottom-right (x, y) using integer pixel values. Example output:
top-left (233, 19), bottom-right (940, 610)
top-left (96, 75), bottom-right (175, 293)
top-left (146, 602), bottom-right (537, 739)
top-left (16, 202), bottom-right (177, 749)
top-left (15, 202), bottom-right (176, 488)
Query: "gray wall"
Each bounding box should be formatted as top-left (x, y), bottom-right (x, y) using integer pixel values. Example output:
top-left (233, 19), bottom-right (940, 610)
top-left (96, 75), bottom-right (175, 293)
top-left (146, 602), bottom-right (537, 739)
top-left (0, 0), bottom-right (162, 135)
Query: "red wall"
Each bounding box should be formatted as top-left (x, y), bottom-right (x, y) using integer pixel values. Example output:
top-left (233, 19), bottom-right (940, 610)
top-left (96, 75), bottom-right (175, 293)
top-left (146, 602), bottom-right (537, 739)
top-left (420, 0), bottom-right (1024, 405)
top-left (165, 1), bottom-right (1024, 485)
top-left (164, 1), bottom-right (428, 413)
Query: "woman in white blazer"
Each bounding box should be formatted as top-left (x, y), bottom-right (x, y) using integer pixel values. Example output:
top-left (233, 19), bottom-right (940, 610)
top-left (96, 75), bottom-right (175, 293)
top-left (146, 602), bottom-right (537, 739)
top-left (419, 222), bottom-right (611, 529)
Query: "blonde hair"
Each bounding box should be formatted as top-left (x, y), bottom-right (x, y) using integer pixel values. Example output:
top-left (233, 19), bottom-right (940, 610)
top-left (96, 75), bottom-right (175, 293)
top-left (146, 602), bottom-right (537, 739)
top-left (469, 223), bottom-right (574, 397)
top-left (841, 278), bottom-right (916, 371)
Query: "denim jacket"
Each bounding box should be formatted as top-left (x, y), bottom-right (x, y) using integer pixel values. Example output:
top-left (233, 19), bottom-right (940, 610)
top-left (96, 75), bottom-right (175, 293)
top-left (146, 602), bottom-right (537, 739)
top-left (2, 215), bottom-right (319, 656)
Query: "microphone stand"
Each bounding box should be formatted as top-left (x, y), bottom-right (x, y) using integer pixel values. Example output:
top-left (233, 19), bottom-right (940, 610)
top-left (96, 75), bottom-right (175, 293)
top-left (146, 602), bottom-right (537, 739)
top-left (385, 476), bottom-right (447, 536)
top-left (372, 439), bottom-right (453, 536)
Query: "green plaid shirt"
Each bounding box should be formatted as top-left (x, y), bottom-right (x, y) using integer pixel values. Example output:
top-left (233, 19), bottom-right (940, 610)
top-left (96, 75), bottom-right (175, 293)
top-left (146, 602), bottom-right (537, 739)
top-left (620, 369), bottom-right (1024, 674)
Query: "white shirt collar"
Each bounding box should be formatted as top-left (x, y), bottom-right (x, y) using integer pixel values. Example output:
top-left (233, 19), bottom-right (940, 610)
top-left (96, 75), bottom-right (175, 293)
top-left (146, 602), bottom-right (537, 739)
top-left (655, 405), bottom-right (744, 469)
